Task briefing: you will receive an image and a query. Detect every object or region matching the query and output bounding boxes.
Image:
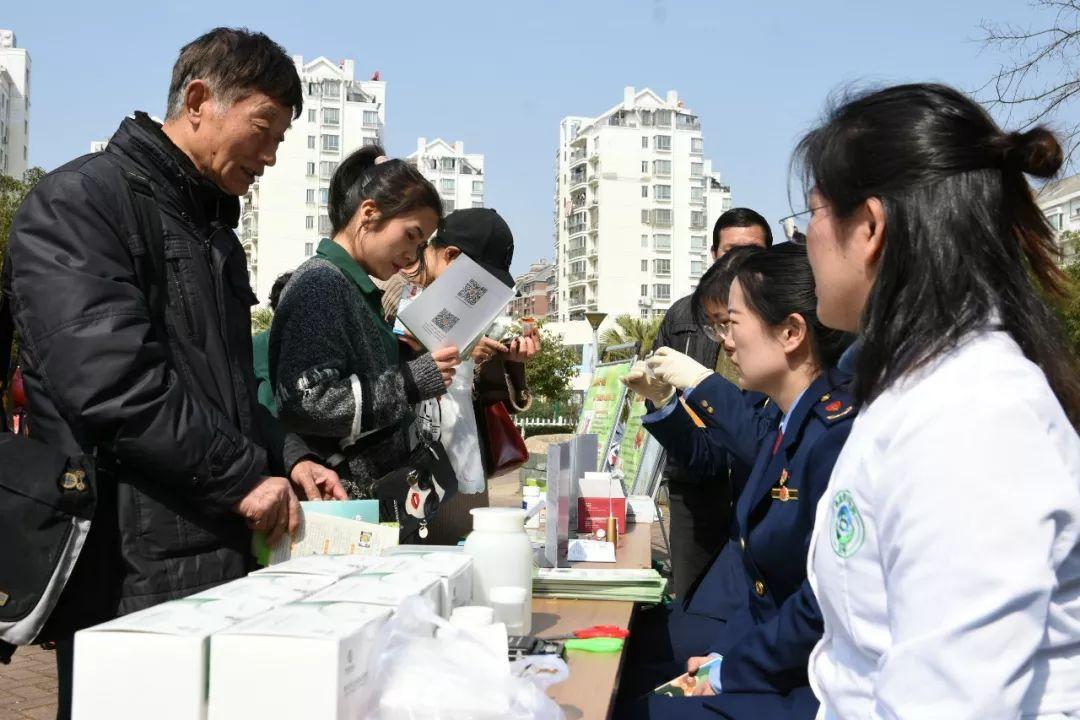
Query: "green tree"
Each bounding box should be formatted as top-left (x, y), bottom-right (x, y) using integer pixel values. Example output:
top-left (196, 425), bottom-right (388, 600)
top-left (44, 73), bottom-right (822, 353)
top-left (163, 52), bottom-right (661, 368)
top-left (599, 314), bottom-right (664, 360)
top-left (524, 325), bottom-right (578, 405)
top-left (1056, 230), bottom-right (1080, 358)
top-left (0, 168), bottom-right (46, 266)
top-left (251, 307), bottom-right (273, 335)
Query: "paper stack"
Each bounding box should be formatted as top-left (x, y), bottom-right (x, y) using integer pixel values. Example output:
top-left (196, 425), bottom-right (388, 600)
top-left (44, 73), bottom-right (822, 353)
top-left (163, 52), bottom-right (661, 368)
top-left (532, 568), bottom-right (667, 603)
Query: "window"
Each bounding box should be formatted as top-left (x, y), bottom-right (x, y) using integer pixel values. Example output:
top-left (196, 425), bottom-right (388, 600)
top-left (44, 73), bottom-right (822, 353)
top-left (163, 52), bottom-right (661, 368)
top-left (691, 235), bottom-right (706, 250)
top-left (444, 198), bottom-right (456, 212)
top-left (691, 260), bottom-right (704, 274)
top-left (653, 209), bottom-right (673, 227)
top-left (691, 137), bottom-right (704, 153)
top-left (641, 234), bottom-right (649, 247)
top-left (440, 158), bottom-right (457, 172)
top-left (641, 259), bottom-right (648, 271)
top-left (307, 82), bottom-right (318, 96)
top-left (654, 135), bottom-right (672, 151)
top-left (690, 186), bottom-right (704, 202)
top-left (654, 233), bottom-right (672, 250)
top-left (656, 110), bottom-right (672, 127)
top-left (472, 180), bottom-right (484, 194)
top-left (307, 135), bottom-right (316, 149)
top-left (320, 160), bottom-right (339, 178)
top-left (653, 284), bottom-right (671, 300)
top-left (321, 134), bottom-right (340, 152)
top-left (641, 186), bottom-right (648, 198)
top-left (307, 109), bottom-right (316, 122)
top-left (440, 178), bottom-right (455, 194)
top-left (319, 188), bottom-right (329, 204)
top-left (322, 80), bottom-right (341, 98)
top-left (641, 284), bottom-right (648, 297)
top-left (363, 110), bottom-right (379, 128)
top-left (641, 309), bottom-right (650, 318)
top-left (304, 242), bottom-right (314, 257)
top-left (691, 211), bottom-right (707, 228)
top-left (655, 259), bottom-right (671, 275)
top-left (305, 215), bottom-right (314, 229)
top-left (653, 185), bottom-right (671, 200)
top-left (641, 136), bottom-right (649, 149)
top-left (306, 188), bottom-right (315, 203)
top-left (641, 161), bottom-right (649, 173)
top-left (641, 110), bottom-right (654, 127)
top-left (363, 136), bottom-right (378, 146)
top-left (473, 201), bottom-right (485, 208)
top-left (1050, 214), bottom-right (1064, 230)
top-left (641, 209), bottom-right (651, 224)
top-left (690, 162), bottom-right (703, 178)
top-left (319, 215), bottom-right (332, 234)
top-left (306, 162), bottom-right (315, 176)
top-left (322, 107), bottom-right (340, 125)
top-left (653, 159), bottom-right (671, 176)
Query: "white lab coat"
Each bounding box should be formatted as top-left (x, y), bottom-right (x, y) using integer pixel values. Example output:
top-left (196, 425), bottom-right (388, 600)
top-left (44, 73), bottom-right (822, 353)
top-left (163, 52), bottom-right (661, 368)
top-left (807, 329), bottom-right (1080, 719)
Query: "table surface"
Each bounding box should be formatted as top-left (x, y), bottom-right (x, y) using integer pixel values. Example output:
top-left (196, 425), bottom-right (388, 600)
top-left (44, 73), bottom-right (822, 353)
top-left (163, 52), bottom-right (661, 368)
top-left (535, 522), bottom-right (654, 720)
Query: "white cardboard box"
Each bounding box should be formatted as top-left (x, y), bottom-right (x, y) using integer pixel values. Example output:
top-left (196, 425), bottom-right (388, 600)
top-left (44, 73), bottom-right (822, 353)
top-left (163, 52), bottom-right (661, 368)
top-left (73, 598), bottom-right (271, 720)
top-left (250, 554), bottom-right (380, 579)
top-left (188, 573), bottom-right (337, 603)
top-left (208, 602), bottom-right (391, 720)
top-left (206, 604), bottom-right (388, 720)
top-left (359, 553), bottom-right (473, 612)
top-left (302, 571), bottom-right (444, 617)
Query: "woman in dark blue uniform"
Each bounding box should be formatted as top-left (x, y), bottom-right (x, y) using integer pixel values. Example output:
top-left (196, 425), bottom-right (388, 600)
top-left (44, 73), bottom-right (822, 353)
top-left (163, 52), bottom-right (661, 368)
top-left (615, 244), bottom-right (855, 720)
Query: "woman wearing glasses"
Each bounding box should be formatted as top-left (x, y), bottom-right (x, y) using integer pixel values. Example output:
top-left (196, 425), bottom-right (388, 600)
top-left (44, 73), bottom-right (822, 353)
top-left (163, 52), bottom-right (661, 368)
top-left (799, 84), bottom-right (1080, 718)
top-left (616, 243), bottom-right (854, 720)
top-left (270, 145), bottom-right (460, 499)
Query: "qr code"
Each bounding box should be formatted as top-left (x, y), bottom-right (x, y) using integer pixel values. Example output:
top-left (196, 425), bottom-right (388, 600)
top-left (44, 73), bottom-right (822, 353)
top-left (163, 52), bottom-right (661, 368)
top-left (433, 308), bottom-right (460, 332)
top-left (456, 279), bottom-right (489, 307)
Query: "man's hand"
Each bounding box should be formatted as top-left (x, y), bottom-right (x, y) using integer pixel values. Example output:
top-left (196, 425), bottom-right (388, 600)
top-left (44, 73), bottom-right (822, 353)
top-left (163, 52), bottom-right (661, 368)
top-left (621, 360), bottom-right (675, 405)
top-left (505, 334), bottom-right (540, 363)
top-left (431, 346), bottom-right (461, 387)
top-left (470, 336), bottom-right (508, 365)
top-left (290, 460), bottom-right (347, 501)
top-left (645, 347), bottom-right (713, 391)
top-left (234, 476), bottom-right (301, 547)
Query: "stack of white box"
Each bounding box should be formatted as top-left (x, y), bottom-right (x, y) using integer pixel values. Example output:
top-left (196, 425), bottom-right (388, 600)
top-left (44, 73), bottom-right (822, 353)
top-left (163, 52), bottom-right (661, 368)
top-left (72, 550), bottom-right (474, 720)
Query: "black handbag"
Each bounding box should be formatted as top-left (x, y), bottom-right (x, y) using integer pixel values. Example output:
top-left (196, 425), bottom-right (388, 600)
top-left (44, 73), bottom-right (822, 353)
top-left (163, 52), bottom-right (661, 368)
top-left (373, 401), bottom-right (457, 543)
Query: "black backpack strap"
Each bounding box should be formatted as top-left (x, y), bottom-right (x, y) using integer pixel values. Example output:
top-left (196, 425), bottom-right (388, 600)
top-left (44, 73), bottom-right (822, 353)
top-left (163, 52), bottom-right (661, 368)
top-left (0, 258), bottom-right (15, 431)
top-left (98, 149), bottom-right (166, 323)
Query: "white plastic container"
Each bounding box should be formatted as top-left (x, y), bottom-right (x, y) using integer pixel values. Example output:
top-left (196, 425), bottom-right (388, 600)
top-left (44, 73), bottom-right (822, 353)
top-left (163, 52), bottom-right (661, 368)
top-left (463, 507), bottom-right (533, 634)
top-left (522, 485), bottom-right (543, 529)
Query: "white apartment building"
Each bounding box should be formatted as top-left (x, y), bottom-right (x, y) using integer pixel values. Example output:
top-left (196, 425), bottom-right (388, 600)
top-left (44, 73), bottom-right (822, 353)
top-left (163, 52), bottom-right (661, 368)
top-left (0, 30), bottom-right (31, 180)
top-left (242, 56), bottom-right (386, 302)
top-left (553, 87), bottom-right (732, 323)
top-left (406, 137), bottom-right (484, 213)
top-left (1036, 173), bottom-right (1080, 263)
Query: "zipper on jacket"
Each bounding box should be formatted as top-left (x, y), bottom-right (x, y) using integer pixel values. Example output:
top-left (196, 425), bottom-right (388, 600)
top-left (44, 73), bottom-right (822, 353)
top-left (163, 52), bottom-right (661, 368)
top-left (169, 262), bottom-right (196, 338)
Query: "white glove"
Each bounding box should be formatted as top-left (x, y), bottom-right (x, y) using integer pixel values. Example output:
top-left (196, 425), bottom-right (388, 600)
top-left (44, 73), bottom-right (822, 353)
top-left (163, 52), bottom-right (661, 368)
top-left (621, 361), bottom-right (675, 406)
top-left (646, 347), bottom-right (712, 391)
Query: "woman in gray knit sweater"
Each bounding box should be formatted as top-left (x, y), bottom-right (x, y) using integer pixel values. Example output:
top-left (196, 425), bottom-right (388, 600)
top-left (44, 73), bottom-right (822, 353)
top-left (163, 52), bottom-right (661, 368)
top-left (269, 146), bottom-right (459, 497)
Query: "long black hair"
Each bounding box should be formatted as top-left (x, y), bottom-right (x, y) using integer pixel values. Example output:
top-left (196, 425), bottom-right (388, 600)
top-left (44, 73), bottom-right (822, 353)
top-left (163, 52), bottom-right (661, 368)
top-left (328, 145), bottom-right (442, 235)
top-left (794, 83), bottom-right (1079, 421)
top-left (734, 244), bottom-right (854, 371)
top-left (691, 244), bottom-right (766, 329)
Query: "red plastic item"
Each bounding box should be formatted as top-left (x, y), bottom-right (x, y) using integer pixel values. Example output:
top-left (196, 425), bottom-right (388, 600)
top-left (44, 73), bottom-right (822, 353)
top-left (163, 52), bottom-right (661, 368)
top-left (573, 625), bottom-right (630, 639)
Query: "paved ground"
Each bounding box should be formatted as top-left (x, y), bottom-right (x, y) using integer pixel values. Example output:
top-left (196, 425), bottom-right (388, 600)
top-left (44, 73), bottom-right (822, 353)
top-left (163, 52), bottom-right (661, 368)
top-left (0, 468), bottom-right (670, 719)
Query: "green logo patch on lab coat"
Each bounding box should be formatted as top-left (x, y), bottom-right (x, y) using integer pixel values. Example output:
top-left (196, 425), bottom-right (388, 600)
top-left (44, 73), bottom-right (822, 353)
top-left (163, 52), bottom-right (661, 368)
top-left (831, 490), bottom-right (864, 558)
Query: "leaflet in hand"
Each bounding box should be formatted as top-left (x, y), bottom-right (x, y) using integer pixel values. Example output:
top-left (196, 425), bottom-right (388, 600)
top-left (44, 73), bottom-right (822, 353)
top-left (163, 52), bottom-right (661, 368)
top-left (396, 254), bottom-right (514, 357)
top-left (254, 512), bottom-right (399, 566)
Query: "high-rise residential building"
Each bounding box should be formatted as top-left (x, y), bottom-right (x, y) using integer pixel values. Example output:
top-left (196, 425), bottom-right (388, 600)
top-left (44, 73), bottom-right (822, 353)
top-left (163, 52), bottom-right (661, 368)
top-left (406, 137), bottom-right (484, 213)
top-left (242, 56), bottom-right (385, 302)
top-left (507, 259), bottom-right (555, 319)
top-left (0, 29), bottom-right (31, 180)
top-left (1036, 172), bottom-right (1080, 263)
top-left (553, 87), bottom-right (732, 323)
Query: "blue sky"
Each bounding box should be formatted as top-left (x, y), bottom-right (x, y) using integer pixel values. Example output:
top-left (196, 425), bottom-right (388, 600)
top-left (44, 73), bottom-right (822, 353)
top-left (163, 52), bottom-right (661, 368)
top-left (7, 0), bottom-right (1074, 275)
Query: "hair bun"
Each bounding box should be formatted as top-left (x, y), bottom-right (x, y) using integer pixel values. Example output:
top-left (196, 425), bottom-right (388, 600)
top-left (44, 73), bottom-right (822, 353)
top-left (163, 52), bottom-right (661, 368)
top-left (1003, 127), bottom-right (1063, 178)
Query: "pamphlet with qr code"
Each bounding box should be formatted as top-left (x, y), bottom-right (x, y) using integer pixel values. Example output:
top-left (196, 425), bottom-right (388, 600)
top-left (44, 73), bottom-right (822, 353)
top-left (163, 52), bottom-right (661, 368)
top-left (396, 254), bottom-right (515, 358)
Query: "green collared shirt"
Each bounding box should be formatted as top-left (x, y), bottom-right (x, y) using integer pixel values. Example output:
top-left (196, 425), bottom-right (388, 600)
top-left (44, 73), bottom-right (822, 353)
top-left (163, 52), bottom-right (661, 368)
top-left (316, 238), bottom-right (399, 363)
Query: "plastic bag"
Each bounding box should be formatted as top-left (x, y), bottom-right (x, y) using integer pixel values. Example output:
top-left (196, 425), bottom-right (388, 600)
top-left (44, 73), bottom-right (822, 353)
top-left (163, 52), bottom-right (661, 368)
top-left (417, 360), bottom-right (486, 495)
top-left (357, 596), bottom-right (567, 720)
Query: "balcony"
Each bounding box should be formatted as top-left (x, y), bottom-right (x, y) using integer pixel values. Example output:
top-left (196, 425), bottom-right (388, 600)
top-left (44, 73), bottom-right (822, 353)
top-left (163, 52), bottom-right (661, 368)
top-left (568, 221), bottom-right (587, 236)
top-left (569, 148), bottom-right (587, 163)
top-left (568, 272), bottom-right (586, 284)
top-left (568, 246), bottom-right (587, 260)
top-left (569, 174), bottom-right (588, 190)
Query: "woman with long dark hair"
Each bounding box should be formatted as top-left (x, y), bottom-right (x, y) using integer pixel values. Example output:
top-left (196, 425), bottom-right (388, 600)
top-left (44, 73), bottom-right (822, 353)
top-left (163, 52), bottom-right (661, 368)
top-left (615, 244), bottom-right (854, 720)
top-left (796, 83), bottom-right (1080, 718)
top-left (270, 145), bottom-right (459, 499)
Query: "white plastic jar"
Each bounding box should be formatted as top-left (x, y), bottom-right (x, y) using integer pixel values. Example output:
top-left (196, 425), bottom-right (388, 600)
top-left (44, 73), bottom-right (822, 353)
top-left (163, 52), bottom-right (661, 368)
top-left (463, 507), bottom-right (533, 634)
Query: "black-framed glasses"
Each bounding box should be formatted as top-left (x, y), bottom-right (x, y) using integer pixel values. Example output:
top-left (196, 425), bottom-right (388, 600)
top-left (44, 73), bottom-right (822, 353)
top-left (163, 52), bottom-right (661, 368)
top-left (778, 205), bottom-right (827, 245)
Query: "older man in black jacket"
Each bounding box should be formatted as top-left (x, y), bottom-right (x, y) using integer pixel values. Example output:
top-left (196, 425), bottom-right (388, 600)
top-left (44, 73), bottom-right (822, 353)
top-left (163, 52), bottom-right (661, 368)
top-left (4, 28), bottom-right (341, 717)
top-left (653, 208), bottom-right (772, 598)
